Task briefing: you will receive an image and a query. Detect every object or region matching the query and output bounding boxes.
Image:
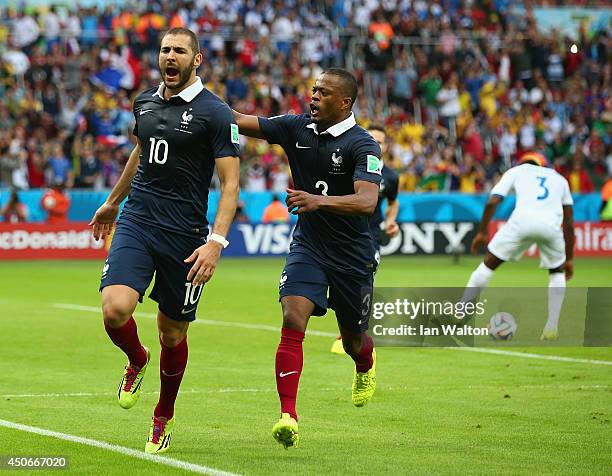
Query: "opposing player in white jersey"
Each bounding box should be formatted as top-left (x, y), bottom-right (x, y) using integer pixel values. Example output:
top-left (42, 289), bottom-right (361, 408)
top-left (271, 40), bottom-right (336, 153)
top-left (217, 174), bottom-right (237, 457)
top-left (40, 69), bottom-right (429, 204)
top-left (467, 152), bottom-right (575, 340)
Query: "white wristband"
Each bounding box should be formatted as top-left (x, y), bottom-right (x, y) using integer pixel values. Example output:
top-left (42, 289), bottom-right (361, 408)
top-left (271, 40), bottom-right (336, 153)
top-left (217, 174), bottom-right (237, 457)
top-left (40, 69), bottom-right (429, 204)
top-left (209, 233), bottom-right (229, 248)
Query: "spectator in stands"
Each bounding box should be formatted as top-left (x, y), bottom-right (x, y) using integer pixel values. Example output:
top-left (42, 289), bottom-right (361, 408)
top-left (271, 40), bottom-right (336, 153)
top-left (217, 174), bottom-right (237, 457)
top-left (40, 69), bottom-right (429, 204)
top-left (47, 141), bottom-right (73, 188)
top-left (482, 154), bottom-right (502, 192)
top-left (40, 178), bottom-right (70, 224)
top-left (42, 6), bottom-right (61, 53)
top-left (419, 67), bottom-right (442, 125)
top-left (601, 177), bottom-right (612, 221)
top-left (459, 154), bottom-right (484, 193)
top-left (437, 74), bottom-right (461, 132)
top-left (262, 195), bottom-right (290, 223)
top-left (364, 10), bottom-right (394, 99)
top-left (0, 1), bottom-right (608, 197)
top-left (234, 200), bottom-right (250, 223)
top-left (76, 142), bottom-right (102, 189)
top-left (245, 161), bottom-right (267, 192)
top-left (566, 156), bottom-right (594, 194)
top-left (27, 150), bottom-right (47, 189)
top-left (389, 51), bottom-right (417, 110)
top-left (1, 188), bottom-right (28, 223)
top-left (11, 10), bottom-right (40, 55)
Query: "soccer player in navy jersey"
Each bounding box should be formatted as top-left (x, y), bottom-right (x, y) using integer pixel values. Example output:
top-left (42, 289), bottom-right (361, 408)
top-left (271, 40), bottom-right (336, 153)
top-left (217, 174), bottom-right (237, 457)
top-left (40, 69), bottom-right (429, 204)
top-left (89, 28), bottom-right (240, 454)
top-left (233, 68), bottom-right (382, 448)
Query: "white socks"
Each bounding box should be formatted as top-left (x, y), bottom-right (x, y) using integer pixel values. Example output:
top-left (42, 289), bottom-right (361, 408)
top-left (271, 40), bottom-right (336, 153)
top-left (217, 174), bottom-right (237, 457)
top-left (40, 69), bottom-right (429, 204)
top-left (545, 272), bottom-right (566, 330)
top-left (463, 262), bottom-right (494, 302)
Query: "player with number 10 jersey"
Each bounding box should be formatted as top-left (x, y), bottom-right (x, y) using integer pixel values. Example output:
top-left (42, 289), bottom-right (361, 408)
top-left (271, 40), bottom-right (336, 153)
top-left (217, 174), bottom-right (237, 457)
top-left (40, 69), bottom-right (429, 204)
top-left (89, 28), bottom-right (240, 455)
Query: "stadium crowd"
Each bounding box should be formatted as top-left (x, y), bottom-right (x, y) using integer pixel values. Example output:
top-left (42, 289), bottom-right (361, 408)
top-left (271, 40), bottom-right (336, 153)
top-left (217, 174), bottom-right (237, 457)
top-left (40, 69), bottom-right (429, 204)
top-left (0, 0), bottom-right (610, 197)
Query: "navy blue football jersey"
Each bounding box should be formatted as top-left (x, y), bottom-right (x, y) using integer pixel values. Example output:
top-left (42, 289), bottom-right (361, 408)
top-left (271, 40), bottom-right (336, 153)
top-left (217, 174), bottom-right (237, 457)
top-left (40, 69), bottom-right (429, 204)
top-left (259, 113), bottom-right (382, 275)
top-left (121, 78), bottom-right (240, 235)
top-left (370, 164), bottom-right (399, 234)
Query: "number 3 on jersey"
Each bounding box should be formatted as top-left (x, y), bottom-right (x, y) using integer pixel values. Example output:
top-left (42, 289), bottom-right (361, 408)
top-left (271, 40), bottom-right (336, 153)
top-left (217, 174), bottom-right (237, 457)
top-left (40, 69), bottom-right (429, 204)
top-left (536, 176), bottom-right (549, 200)
top-left (148, 137), bottom-right (168, 164)
top-left (315, 180), bottom-right (328, 196)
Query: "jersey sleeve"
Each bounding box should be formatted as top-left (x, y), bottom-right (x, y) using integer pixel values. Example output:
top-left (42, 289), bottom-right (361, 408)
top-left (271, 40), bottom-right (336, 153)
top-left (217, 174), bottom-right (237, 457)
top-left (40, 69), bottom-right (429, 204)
top-left (561, 176), bottom-right (574, 206)
top-left (490, 168), bottom-right (517, 197)
top-left (258, 114), bottom-right (300, 146)
top-left (385, 169), bottom-right (399, 202)
top-left (210, 104), bottom-right (241, 159)
top-left (132, 100), bottom-right (139, 137)
top-left (352, 136), bottom-right (383, 185)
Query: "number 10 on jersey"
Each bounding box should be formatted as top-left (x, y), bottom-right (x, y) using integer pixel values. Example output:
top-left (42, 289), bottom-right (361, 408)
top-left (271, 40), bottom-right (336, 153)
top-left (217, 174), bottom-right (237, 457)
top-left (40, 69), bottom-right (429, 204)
top-left (149, 137), bottom-right (169, 164)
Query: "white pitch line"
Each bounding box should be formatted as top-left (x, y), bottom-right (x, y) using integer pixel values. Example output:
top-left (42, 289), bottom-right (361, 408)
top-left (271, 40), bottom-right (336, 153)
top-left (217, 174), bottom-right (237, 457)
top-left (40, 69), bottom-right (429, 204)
top-left (1, 386), bottom-right (349, 400)
top-left (2, 384), bottom-right (609, 400)
top-left (0, 419), bottom-right (239, 476)
top-left (52, 303), bottom-right (337, 337)
top-left (52, 303), bottom-right (612, 366)
top-left (448, 347), bottom-right (612, 366)
top-left (0, 388), bottom-right (277, 399)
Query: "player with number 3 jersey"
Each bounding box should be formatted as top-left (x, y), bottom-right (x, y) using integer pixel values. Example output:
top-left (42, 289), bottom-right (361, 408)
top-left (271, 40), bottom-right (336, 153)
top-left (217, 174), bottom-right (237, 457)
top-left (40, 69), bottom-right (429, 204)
top-left (233, 68), bottom-right (382, 448)
top-left (465, 152), bottom-right (575, 341)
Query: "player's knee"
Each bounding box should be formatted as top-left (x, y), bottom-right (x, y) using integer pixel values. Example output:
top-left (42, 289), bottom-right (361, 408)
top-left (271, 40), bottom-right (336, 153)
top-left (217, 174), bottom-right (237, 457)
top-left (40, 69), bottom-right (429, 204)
top-left (102, 295), bottom-right (135, 327)
top-left (342, 337), bottom-right (362, 357)
top-left (281, 306), bottom-right (308, 332)
top-left (159, 329), bottom-right (187, 348)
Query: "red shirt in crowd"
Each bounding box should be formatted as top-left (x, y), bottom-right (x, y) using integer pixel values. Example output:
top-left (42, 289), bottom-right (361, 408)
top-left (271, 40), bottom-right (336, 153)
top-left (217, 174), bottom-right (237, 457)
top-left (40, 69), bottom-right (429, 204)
top-left (41, 189), bottom-right (71, 224)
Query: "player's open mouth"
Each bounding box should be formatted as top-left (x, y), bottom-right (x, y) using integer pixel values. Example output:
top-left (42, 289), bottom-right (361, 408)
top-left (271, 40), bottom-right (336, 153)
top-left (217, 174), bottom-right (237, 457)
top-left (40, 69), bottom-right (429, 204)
top-left (165, 67), bottom-right (179, 81)
top-left (310, 103), bottom-right (319, 116)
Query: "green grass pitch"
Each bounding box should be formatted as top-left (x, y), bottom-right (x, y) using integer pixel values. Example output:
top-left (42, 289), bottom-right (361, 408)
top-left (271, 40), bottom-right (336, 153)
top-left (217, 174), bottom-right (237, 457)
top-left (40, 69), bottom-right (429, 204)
top-left (0, 256), bottom-right (610, 475)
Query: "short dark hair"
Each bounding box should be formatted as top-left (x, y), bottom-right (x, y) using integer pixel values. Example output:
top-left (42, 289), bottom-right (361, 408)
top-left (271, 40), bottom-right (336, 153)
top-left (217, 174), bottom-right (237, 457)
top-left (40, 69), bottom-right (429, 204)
top-left (322, 68), bottom-right (358, 107)
top-left (368, 123), bottom-right (386, 134)
top-left (161, 27), bottom-right (200, 55)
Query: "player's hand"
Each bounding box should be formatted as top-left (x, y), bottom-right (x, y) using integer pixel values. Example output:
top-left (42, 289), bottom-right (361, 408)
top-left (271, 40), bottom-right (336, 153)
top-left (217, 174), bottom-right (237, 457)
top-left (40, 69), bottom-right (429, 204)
top-left (89, 203), bottom-right (120, 241)
top-left (471, 232), bottom-right (486, 254)
top-left (385, 221), bottom-right (400, 237)
top-left (286, 188), bottom-right (322, 214)
top-left (564, 260), bottom-right (574, 280)
top-left (184, 241), bottom-right (223, 286)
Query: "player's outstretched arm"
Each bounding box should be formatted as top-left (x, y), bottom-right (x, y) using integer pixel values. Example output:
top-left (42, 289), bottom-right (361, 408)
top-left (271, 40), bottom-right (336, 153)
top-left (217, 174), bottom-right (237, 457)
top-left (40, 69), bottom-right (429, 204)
top-left (185, 155), bottom-right (240, 286)
top-left (232, 109), bottom-right (266, 140)
top-left (89, 140), bottom-right (141, 240)
top-left (286, 180), bottom-right (378, 216)
top-left (562, 205), bottom-right (575, 280)
top-left (471, 194), bottom-right (502, 254)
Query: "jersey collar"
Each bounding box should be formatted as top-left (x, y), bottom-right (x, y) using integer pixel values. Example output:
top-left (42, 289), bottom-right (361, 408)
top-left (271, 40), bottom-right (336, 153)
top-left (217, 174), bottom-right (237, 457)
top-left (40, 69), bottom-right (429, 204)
top-left (152, 77), bottom-right (204, 102)
top-left (306, 112), bottom-right (356, 137)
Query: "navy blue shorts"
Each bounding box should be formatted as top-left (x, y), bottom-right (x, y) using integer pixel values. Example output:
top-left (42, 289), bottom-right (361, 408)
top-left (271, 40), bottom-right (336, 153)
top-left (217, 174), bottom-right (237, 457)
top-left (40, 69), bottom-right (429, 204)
top-left (100, 219), bottom-right (207, 322)
top-left (279, 251), bottom-right (374, 332)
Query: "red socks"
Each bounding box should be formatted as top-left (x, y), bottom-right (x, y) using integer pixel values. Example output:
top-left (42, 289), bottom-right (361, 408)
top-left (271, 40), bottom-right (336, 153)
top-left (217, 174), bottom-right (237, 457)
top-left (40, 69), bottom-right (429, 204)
top-left (354, 333), bottom-right (374, 373)
top-left (275, 327), bottom-right (304, 421)
top-left (105, 317), bottom-right (188, 420)
top-left (104, 317), bottom-right (147, 369)
top-left (154, 337), bottom-right (188, 420)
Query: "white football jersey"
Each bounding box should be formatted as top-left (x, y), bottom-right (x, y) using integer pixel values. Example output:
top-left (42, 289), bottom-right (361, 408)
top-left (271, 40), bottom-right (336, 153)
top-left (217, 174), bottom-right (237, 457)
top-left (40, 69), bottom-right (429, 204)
top-left (490, 164), bottom-right (573, 228)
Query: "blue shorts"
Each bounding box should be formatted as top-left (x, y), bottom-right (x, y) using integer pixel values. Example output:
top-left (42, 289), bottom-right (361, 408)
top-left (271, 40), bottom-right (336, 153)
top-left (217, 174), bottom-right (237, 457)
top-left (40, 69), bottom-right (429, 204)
top-left (279, 251), bottom-right (374, 332)
top-left (100, 219), bottom-right (207, 322)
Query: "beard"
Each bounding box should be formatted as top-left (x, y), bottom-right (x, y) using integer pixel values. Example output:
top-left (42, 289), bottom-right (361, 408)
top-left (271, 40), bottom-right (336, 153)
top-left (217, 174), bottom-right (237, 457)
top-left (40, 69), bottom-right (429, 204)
top-left (161, 61), bottom-right (195, 91)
